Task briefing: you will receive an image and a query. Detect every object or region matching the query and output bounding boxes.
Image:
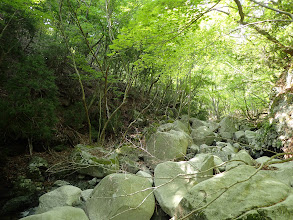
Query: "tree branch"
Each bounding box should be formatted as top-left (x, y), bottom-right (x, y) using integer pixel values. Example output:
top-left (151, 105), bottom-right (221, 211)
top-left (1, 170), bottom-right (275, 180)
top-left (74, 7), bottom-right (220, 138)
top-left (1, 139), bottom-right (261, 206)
top-left (249, 0), bottom-right (293, 20)
top-left (251, 24), bottom-right (293, 56)
top-left (59, 0), bottom-right (92, 143)
top-left (233, 0), bottom-right (293, 56)
top-left (233, 0), bottom-right (245, 23)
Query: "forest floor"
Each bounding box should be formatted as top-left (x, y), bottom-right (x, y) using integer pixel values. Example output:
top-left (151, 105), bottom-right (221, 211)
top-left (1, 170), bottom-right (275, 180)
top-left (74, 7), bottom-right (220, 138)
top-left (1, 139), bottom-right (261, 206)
top-left (2, 150), bottom-right (72, 186)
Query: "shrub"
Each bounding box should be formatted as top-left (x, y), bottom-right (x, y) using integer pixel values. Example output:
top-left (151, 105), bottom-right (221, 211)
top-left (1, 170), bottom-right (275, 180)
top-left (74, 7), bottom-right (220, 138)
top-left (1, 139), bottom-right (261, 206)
top-left (0, 55), bottom-right (58, 144)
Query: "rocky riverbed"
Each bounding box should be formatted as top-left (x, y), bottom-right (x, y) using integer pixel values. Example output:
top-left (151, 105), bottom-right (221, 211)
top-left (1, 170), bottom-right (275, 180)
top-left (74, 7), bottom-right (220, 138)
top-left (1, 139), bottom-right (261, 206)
top-left (2, 116), bottom-right (293, 219)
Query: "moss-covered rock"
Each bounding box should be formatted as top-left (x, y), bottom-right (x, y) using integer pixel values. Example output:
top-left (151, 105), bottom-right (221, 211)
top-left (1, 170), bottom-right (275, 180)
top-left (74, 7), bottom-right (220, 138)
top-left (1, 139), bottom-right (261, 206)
top-left (157, 120), bottom-right (190, 134)
top-left (72, 145), bottom-right (119, 178)
top-left (175, 165), bottom-right (292, 219)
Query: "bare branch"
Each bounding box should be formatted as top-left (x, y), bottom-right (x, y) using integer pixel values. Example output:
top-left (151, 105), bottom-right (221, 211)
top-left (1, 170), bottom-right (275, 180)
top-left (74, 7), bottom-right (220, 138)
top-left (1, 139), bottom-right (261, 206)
top-left (249, 0), bottom-right (293, 20)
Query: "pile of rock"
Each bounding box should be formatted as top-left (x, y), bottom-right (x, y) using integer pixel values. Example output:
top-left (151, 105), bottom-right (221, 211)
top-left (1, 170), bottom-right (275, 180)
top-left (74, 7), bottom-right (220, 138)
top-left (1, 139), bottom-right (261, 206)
top-left (19, 117), bottom-right (293, 219)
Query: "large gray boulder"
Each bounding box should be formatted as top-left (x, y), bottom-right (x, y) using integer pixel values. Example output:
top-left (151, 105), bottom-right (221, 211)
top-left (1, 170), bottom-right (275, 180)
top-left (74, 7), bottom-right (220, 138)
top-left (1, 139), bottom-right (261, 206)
top-left (191, 126), bottom-right (216, 146)
top-left (234, 130), bottom-right (245, 142)
top-left (146, 130), bottom-right (192, 164)
top-left (20, 206), bottom-right (88, 220)
top-left (205, 121), bottom-right (220, 132)
top-left (219, 116), bottom-right (238, 139)
top-left (261, 161), bottom-right (293, 187)
top-left (154, 154), bottom-right (214, 217)
top-left (36, 185), bottom-right (82, 214)
top-left (175, 165), bottom-right (292, 219)
top-left (86, 173), bottom-right (155, 220)
top-left (226, 149), bottom-right (255, 171)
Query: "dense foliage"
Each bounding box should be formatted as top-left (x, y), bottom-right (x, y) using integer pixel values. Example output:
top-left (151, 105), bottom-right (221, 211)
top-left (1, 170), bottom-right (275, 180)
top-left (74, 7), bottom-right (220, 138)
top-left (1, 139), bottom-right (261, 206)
top-left (0, 0), bottom-right (292, 151)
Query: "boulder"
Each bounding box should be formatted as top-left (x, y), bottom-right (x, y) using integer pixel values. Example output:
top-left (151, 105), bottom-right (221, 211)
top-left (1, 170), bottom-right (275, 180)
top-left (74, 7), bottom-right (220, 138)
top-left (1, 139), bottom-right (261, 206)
top-left (199, 144), bottom-right (217, 154)
top-left (146, 130), bottom-right (192, 164)
top-left (116, 145), bottom-right (143, 161)
top-left (226, 149), bottom-right (255, 171)
top-left (245, 130), bottom-right (258, 144)
top-left (119, 157), bottom-right (140, 174)
top-left (234, 130), bottom-right (245, 142)
top-left (221, 143), bottom-right (238, 154)
top-left (72, 145), bottom-right (119, 178)
top-left (204, 121), bottom-right (220, 132)
top-left (116, 145), bottom-right (144, 173)
top-left (157, 120), bottom-right (190, 134)
top-left (87, 177), bottom-right (101, 188)
top-left (255, 156), bottom-right (282, 164)
top-left (213, 155), bottom-right (225, 172)
top-left (219, 116), bottom-right (238, 140)
top-left (262, 161), bottom-right (293, 187)
top-left (232, 142), bottom-right (242, 150)
top-left (189, 118), bottom-right (206, 129)
top-left (175, 165), bottom-right (292, 219)
top-left (154, 154), bottom-right (214, 217)
top-left (199, 142), bottom-right (237, 162)
top-left (53, 180), bottom-right (70, 187)
top-left (136, 171), bottom-right (153, 185)
top-left (186, 144), bottom-right (200, 159)
top-left (191, 126), bottom-right (215, 146)
top-left (36, 185), bottom-right (82, 214)
top-left (20, 206), bottom-right (88, 220)
top-left (219, 131), bottom-right (234, 140)
top-left (86, 173), bottom-right (155, 220)
top-left (219, 116), bottom-right (238, 132)
top-left (244, 130), bottom-right (262, 156)
top-left (188, 144), bottom-right (200, 155)
top-left (239, 193), bottom-right (293, 219)
top-left (81, 189), bottom-right (93, 202)
top-left (179, 117), bottom-right (219, 132)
